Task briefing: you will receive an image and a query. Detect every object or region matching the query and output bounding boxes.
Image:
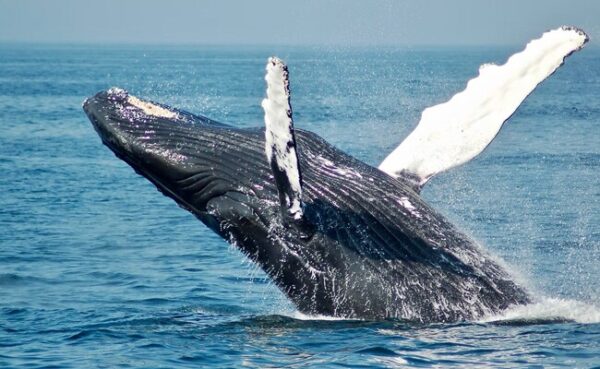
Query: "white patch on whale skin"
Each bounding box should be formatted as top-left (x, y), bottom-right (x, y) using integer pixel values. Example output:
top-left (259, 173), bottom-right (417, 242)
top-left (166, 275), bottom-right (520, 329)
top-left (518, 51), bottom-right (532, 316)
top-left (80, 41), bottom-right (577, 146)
top-left (317, 157), bottom-right (363, 179)
top-left (379, 26), bottom-right (589, 187)
top-left (127, 95), bottom-right (178, 119)
top-left (397, 196), bottom-right (421, 218)
top-left (288, 198), bottom-right (303, 220)
top-left (261, 57), bottom-right (303, 220)
top-left (144, 144), bottom-right (187, 163)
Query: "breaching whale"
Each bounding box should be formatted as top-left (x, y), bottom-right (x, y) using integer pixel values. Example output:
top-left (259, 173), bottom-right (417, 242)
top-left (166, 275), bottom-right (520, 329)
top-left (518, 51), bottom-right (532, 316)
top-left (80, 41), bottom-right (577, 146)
top-left (84, 27), bottom-right (588, 322)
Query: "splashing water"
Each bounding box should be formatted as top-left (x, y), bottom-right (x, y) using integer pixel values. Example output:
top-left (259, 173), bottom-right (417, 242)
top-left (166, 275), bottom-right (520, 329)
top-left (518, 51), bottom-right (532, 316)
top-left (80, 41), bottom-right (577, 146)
top-left (482, 297), bottom-right (600, 324)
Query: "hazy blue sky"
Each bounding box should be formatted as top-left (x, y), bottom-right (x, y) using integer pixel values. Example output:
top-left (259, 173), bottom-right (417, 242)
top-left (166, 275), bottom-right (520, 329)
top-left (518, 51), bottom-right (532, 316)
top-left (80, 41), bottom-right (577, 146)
top-left (0, 0), bottom-right (598, 46)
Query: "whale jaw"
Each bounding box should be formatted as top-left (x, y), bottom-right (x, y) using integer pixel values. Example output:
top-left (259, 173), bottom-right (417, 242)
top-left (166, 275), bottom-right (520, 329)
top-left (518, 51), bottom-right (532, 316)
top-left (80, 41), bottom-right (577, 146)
top-left (83, 88), bottom-right (248, 213)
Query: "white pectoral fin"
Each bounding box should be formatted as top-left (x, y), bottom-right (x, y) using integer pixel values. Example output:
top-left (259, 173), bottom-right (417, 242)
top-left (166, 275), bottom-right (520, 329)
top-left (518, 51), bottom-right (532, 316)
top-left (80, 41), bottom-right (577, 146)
top-left (261, 57), bottom-right (304, 220)
top-left (379, 26), bottom-right (589, 191)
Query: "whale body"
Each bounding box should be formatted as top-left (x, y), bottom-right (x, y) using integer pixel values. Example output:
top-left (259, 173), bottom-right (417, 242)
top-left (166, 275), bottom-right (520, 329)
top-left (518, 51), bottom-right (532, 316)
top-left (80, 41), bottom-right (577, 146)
top-left (84, 88), bottom-right (531, 322)
top-left (83, 27), bottom-right (588, 322)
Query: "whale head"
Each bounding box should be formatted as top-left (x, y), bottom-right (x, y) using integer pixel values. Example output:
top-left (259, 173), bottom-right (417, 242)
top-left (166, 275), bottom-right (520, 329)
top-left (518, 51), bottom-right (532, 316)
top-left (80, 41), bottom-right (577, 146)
top-left (83, 88), bottom-right (262, 214)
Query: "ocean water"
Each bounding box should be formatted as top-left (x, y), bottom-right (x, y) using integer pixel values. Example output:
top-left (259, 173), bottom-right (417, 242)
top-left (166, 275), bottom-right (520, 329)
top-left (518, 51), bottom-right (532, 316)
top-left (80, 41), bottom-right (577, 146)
top-left (0, 43), bottom-right (599, 368)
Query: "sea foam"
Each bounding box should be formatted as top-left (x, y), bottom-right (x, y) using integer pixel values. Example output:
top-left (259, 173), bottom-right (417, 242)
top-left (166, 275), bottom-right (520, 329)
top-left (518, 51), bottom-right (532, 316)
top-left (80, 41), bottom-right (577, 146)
top-left (482, 297), bottom-right (600, 324)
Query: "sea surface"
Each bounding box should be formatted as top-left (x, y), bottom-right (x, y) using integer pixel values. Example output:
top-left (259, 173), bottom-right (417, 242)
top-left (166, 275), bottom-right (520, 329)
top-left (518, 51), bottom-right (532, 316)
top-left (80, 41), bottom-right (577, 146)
top-left (0, 43), bottom-right (599, 368)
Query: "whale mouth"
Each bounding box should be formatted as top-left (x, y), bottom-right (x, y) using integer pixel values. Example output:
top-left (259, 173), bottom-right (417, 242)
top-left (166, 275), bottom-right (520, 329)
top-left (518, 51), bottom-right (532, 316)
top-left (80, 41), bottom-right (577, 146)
top-left (83, 88), bottom-right (240, 212)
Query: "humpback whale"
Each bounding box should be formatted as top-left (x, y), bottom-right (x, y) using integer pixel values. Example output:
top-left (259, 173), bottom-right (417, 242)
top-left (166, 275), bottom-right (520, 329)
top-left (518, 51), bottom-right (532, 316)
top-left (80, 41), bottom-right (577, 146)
top-left (83, 27), bottom-right (588, 322)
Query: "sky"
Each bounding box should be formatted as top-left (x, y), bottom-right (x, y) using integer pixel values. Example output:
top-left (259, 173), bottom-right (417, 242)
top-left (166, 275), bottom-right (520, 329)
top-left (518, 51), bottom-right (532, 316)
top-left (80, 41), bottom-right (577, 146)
top-left (0, 0), bottom-right (598, 46)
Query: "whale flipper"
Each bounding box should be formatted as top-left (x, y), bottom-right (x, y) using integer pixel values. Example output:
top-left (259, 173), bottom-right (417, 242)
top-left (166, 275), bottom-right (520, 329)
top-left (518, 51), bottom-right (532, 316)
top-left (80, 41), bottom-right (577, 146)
top-left (261, 57), bottom-right (304, 221)
top-left (379, 26), bottom-right (589, 191)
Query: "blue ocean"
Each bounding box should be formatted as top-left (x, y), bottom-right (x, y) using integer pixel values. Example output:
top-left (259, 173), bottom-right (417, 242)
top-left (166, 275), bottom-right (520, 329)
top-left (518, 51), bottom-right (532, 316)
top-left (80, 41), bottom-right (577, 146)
top-left (1, 43), bottom-right (599, 368)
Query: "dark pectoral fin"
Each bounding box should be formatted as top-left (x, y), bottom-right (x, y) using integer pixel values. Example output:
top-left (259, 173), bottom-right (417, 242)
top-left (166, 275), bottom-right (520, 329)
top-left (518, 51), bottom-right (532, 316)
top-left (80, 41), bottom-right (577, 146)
top-left (261, 57), bottom-right (305, 223)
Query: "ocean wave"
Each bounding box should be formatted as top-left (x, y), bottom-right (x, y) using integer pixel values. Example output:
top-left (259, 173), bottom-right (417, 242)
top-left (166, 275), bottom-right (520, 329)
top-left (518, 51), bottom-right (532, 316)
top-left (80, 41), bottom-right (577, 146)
top-left (481, 297), bottom-right (600, 324)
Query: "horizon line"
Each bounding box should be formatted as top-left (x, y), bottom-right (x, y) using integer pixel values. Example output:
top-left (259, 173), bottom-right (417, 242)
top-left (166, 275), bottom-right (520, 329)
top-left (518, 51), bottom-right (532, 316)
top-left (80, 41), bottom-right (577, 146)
top-left (3, 40), bottom-right (597, 49)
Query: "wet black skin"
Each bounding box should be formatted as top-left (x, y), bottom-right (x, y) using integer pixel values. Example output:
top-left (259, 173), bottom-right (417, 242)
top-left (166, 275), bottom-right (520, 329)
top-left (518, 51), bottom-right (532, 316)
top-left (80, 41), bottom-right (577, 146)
top-left (84, 89), bottom-right (530, 322)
